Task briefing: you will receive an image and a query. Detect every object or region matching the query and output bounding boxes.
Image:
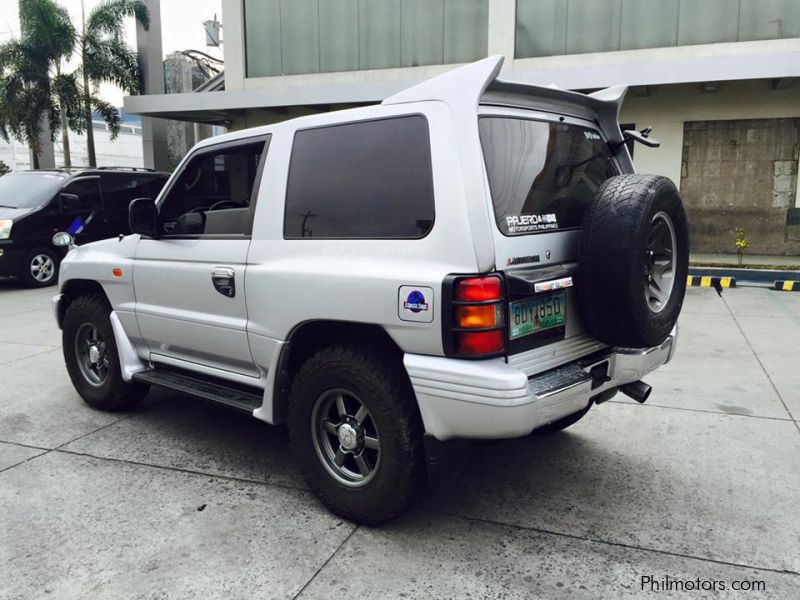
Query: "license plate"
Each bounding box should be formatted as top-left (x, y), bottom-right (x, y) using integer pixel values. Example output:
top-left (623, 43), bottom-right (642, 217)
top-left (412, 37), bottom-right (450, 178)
top-left (509, 291), bottom-right (567, 340)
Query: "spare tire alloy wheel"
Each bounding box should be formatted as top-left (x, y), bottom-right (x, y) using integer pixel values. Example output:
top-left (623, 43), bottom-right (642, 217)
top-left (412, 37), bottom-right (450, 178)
top-left (577, 174), bottom-right (689, 348)
top-left (645, 211), bottom-right (677, 313)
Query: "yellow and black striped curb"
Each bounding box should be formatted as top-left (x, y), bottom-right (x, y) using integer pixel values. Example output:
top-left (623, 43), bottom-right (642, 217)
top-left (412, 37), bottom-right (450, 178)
top-left (687, 276), bottom-right (736, 288)
top-left (774, 280), bottom-right (800, 292)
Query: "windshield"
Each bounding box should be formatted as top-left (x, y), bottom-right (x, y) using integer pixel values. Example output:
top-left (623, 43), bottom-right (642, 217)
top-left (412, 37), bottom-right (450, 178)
top-left (479, 117), bottom-right (620, 236)
top-left (0, 172), bottom-right (66, 209)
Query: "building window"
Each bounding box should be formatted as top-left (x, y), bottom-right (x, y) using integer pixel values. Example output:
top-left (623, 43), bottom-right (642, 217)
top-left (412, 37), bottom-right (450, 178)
top-left (244, 0), bottom-right (489, 78)
top-left (284, 116), bottom-right (434, 239)
top-left (515, 0), bottom-right (800, 59)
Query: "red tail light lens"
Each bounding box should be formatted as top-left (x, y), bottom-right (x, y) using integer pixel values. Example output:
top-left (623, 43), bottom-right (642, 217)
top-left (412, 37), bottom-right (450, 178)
top-left (454, 276), bottom-right (502, 302)
top-left (456, 330), bottom-right (504, 355)
top-left (447, 274), bottom-right (506, 357)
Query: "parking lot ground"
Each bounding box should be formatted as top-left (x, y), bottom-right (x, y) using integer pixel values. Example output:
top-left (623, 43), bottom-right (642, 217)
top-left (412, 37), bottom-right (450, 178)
top-left (1, 283), bottom-right (798, 599)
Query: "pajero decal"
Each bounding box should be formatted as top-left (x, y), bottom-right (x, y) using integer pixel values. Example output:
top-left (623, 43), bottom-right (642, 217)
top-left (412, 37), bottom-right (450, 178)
top-left (504, 213), bottom-right (558, 234)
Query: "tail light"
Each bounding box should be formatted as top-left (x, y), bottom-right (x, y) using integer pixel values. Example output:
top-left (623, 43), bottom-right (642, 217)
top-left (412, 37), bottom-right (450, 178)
top-left (444, 275), bottom-right (506, 357)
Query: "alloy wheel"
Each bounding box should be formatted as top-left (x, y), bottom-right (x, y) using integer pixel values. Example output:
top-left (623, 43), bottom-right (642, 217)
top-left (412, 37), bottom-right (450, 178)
top-left (311, 388), bottom-right (381, 487)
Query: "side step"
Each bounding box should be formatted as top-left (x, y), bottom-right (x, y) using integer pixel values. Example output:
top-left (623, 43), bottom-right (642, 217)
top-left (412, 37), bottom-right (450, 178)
top-left (528, 363), bottom-right (592, 398)
top-left (132, 367), bottom-right (263, 413)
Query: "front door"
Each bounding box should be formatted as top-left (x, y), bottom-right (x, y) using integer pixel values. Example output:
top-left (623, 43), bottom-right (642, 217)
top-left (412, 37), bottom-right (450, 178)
top-left (133, 137), bottom-right (269, 377)
top-left (61, 176), bottom-right (103, 242)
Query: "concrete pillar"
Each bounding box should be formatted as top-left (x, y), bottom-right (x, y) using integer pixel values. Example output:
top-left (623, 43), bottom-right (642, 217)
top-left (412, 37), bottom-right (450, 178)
top-left (221, 0), bottom-right (245, 90)
top-left (487, 0), bottom-right (516, 68)
top-left (164, 52), bottom-right (194, 162)
top-left (136, 0), bottom-right (169, 171)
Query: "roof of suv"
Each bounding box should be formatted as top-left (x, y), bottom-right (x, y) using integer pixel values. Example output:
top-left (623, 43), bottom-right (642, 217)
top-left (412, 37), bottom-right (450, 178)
top-left (17, 167), bottom-right (169, 178)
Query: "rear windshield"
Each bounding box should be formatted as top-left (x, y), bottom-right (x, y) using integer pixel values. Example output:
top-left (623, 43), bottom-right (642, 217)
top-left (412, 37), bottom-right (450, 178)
top-left (479, 117), bottom-right (619, 236)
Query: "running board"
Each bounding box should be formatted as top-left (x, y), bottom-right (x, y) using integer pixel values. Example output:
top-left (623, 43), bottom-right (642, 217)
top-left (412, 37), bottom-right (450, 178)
top-left (132, 368), bottom-right (263, 413)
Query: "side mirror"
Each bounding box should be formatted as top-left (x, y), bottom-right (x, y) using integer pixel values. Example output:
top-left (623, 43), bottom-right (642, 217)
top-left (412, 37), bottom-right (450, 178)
top-left (128, 198), bottom-right (160, 239)
top-left (52, 231), bottom-right (75, 248)
top-left (60, 192), bottom-right (81, 213)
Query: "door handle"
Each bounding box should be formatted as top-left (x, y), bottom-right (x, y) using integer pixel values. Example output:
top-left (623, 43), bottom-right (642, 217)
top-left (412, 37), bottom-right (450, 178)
top-left (212, 266), bottom-right (236, 298)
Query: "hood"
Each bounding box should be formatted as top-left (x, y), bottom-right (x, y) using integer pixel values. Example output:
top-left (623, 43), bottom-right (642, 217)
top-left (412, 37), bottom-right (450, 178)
top-left (0, 206), bottom-right (38, 221)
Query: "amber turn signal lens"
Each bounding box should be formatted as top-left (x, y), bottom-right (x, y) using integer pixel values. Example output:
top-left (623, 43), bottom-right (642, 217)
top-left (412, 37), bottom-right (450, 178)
top-left (456, 304), bottom-right (502, 329)
top-left (112, 268), bottom-right (123, 278)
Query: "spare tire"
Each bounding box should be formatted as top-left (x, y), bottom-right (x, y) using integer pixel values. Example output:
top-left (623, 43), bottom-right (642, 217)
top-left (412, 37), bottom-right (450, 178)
top-left (577, 174), bottom-right (689, 348)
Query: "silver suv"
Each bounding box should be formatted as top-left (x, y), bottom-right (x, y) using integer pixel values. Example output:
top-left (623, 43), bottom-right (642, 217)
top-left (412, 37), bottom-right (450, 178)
top-left (53, 56), bottom-right (688, 524)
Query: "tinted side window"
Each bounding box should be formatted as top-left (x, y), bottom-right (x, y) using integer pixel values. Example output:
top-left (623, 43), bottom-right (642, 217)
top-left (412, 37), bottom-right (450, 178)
top-left (159, 140), bottom-right (266, 236)
top-left (101, 174), bottom-right (168, 211)
top-left (63, 178), bottom-right (102, 212)
top-left (284, 116), bottom-right (434, 239)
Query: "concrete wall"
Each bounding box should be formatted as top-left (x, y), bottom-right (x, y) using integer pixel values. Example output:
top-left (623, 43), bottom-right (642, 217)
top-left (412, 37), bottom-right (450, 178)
top-left (680, 118), bottom-right (800, 255)
top-left (621, 79), bottom-right (800, 255)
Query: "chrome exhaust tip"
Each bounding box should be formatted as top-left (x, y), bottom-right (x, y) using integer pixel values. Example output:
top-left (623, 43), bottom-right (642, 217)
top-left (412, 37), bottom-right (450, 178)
top-left (620, 380), bottom-right (652, 404)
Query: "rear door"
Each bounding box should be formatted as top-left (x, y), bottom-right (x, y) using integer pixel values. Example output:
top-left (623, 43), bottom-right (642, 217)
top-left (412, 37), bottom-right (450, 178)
top-left (133, 137), bottom-right (269, 377)
top-left (478, 107), bottom-right (622, 367)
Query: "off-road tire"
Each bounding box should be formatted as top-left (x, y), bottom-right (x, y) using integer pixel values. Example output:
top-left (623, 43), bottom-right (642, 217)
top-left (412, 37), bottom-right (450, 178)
top-left (577, 174), bottom-right (689, 348)
top-left (63, 295), bottom-right (149, 411)
top-left (288, 344), bottom-right (426, 525)
top-left (19, 247), bottom-right (59, 288)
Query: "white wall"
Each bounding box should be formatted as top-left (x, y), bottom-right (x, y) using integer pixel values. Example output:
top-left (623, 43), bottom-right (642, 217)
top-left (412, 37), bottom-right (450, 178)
top-left (620, 79), bottom-right (800, 193)
top-left (0, 124), bottom-right (144, 171)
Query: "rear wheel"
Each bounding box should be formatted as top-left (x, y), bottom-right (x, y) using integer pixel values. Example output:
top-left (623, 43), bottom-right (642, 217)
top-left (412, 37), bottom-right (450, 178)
top-left (20, 247), bottom-right (59, 287)
top-left (63, 295), bottom-right (149, 411)
top-left (288, 344), bottom-right (425, 525)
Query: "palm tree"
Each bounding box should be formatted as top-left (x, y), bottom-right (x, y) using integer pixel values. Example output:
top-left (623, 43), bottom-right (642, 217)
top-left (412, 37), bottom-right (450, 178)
top-left (79, 0), bottom-right (150, 167)
top-left (0, 0), bottom-right (79, 168)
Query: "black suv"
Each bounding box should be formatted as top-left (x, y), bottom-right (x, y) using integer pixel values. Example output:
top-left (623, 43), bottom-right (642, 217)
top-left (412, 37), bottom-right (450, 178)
top-left (0, 168), bottom-right (169, 287)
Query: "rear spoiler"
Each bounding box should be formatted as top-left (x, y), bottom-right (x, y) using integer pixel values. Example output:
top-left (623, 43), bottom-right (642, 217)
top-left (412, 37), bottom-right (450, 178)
top-left (384, 56), bottom-right (634, 171)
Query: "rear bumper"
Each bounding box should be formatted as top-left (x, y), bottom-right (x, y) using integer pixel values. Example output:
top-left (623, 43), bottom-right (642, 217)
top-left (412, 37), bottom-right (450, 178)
top-left (404, 330), bottom-right (675, 441)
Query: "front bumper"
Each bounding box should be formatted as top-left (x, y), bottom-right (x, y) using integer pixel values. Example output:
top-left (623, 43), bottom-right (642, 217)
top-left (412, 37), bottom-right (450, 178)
top-left (0, 240), bottom-right (27, 276)
top-left (404, 333), bottom-right (675, 441)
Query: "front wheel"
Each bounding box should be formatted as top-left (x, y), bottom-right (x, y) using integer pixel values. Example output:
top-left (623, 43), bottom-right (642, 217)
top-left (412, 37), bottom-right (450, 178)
top-left (63, 295), bottom-right (149, 411)
top-left (288, 344), bottom-right (425, 525)
top-left (20, 247), bottom-right (59, 287)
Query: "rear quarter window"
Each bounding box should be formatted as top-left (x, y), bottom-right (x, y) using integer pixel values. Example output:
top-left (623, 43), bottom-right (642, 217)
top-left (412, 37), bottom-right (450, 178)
top-left (479, 117), bottom-right (619, 236)
top-left (284, 115), bottom-right (434, 239)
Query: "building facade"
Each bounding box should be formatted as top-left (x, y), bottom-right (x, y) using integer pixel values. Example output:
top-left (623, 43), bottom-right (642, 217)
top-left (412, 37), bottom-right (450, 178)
top-left (127, 0), bottom-right (800, 255)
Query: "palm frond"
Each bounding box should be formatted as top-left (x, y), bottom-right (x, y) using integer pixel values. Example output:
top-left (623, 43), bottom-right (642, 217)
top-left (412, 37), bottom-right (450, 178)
top-left (87, 0), bottom-right (150, 40)
top-left (84, 37), bottom-right (141, 93)
top-left (91, 95), bottom-right (121, 140)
